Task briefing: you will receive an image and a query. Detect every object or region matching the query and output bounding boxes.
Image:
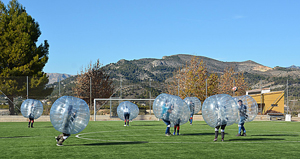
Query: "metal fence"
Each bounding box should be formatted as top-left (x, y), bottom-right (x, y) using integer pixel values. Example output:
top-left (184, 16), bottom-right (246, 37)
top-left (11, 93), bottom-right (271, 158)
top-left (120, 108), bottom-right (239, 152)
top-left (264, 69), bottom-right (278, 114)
top-left (0, 76), bottom-right (158, 116)
top-left (0, 76), bottom-right (298, 117)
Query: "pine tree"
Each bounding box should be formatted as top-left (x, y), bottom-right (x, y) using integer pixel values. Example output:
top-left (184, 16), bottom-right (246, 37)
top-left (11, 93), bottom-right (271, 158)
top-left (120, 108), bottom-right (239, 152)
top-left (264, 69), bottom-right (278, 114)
top-left (0, 0), bottom-right (52, 114)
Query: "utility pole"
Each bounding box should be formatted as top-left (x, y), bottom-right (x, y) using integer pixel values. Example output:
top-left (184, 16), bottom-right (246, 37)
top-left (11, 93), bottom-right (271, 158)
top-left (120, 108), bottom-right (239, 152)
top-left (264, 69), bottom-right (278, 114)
top-left (260, 80), bottom-right (262, 114)
top-left (120, 77), bottom-right (122, 106)
top-left (287, 79), bottom-right (289, 114)
top-left (27, 76), bottom-right (28, 99)
top-left (178, 78), bottom-right (180, 96)
top-left (205, 79), bottom-right (207, 99)
top-left (149, 78), bottom-right (152, 115)
top-left (90, 77), bottom-right (92, 109)
top-left (120, 77), bottom-right (122, 99)
top-left (110, 97), bottom-right (112, 117)
top-left (59, 76), bottom-right (61, 97)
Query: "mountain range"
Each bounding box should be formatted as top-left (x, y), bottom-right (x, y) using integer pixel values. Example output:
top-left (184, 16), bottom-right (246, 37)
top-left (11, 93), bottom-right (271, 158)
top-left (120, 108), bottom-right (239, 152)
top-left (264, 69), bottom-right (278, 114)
top-left (46, 54), bottom-right (300, 98)
top-left (288, 65), bottom-right (300, 69)
top-left (103, 54), bottom-right (273, 82)
top-left (47, 54), bottom-right (300, 83)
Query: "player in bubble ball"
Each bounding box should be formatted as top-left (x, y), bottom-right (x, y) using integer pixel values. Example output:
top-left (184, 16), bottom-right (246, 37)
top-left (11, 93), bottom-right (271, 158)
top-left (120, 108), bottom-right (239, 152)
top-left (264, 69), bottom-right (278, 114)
top-left (189, 100), bottom-right (195, 125)
top-left (28, 102), bottom-right (35, 128)
top-left (123, 106), bottom-right (130, 126)
top-left (213, 104), bottom-right (227, 142)
top-left (236, 100), bottom-right (248, 136)
top-left (162, 101), bottom-right (173, 136)
top-left (214, 124), bottom-right (226, 142)
top-left (173, 118), bottom-right (181, 135)
top-left (55, 105), bottom-right (77, 146)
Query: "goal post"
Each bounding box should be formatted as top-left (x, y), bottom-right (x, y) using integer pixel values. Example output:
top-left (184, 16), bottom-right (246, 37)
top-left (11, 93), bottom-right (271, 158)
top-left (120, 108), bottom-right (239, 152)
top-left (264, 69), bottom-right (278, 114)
top-left (93, 98), bottom-right (155, 121)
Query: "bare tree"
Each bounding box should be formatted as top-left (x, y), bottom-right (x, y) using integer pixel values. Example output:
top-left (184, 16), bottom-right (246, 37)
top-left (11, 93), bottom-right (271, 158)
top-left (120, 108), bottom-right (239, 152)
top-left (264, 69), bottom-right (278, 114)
top-left (73, 59), bottom-right (114, 111)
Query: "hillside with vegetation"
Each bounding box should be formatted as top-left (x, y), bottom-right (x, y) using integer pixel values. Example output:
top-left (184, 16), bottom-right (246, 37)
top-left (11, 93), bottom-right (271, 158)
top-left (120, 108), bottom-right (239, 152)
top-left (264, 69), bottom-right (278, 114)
top-left (39, 54), bottom-right (300, 115)
top-left (46, 54), bottom-right (300, 101)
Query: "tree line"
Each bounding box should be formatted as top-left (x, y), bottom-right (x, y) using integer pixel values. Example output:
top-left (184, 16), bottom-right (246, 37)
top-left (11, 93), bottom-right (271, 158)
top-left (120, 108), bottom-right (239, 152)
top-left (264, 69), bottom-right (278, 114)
top-left (166, 56), bottom-right (248, 102)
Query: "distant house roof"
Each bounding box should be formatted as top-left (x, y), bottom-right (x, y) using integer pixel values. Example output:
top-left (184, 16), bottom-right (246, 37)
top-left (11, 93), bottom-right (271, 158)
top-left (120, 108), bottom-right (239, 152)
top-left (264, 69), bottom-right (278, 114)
top-left (246, 88), bottom-right (270, 95)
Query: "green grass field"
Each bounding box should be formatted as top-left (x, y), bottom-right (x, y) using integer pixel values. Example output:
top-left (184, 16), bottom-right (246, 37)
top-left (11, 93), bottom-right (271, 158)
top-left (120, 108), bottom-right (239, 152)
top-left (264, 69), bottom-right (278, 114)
top-left (1, 120), bottom-right (300, 159)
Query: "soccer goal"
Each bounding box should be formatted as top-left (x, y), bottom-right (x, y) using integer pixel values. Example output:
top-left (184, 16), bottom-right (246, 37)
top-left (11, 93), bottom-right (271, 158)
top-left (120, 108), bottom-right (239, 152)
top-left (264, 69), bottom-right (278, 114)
top-left (93, 98), bottom-right (155, 121)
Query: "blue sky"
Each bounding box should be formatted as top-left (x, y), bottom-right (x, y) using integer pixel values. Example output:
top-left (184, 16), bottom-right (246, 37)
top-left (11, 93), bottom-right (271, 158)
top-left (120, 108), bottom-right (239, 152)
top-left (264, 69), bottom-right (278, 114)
top-left (2, 0), bottom-right (300, 75)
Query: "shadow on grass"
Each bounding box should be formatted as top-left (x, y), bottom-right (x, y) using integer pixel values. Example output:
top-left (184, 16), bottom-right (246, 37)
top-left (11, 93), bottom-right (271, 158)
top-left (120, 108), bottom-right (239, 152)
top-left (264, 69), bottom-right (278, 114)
top-left (189, 124), bottom-right (208, 125)
top-left (131, 125), bottom-right (160, 127)
top-left (182, 133), bottom-right (223, 136)
top-left (0, 136), bottom-right (32, 139)
top-left (39, 126), bottom-right (54, 128)
top-left (229, 138), bottom-right (285, 141)
top-left (251, 134), bottom-right (299, 137)
top-left (67, 141), bottom-right (148, 146)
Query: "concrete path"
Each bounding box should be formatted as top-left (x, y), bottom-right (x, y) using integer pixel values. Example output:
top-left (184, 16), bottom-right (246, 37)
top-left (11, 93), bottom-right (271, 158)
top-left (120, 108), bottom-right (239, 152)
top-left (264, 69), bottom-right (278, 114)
top-left (0, 115), bottom-right (277, 122)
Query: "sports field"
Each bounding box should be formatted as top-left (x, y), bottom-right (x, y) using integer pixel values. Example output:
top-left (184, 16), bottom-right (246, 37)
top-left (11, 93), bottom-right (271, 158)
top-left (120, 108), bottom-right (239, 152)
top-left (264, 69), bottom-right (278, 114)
top-left (1, 120), bottom-right (300, 159)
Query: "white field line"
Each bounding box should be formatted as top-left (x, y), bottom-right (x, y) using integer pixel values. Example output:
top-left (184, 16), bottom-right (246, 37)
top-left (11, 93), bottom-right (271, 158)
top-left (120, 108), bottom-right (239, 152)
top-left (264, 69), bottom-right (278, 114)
top-left (75, 130), bottom-right (300, 144)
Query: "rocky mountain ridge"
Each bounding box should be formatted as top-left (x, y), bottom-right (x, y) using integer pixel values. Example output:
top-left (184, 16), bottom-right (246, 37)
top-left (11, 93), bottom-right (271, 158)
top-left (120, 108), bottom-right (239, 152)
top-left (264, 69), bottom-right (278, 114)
top-left (46, 73), bottom-right (74, 84)
top-left (47, 54), bottom-right (300, 84)
top-left (103, 54), bottom-right (300, 82)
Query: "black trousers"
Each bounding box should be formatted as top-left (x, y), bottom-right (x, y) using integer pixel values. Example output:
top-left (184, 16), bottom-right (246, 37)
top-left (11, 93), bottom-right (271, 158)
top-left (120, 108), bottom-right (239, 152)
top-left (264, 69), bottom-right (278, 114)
top-left (124, 112), bottom-right (130, 120)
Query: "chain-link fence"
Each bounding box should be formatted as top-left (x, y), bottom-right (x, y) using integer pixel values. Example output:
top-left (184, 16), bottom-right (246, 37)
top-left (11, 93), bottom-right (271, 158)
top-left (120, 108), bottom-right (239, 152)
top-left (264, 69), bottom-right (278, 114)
top-left (1, 76), bottom-right (298, 117)
top-left (0, 76), bottom-right (161, 116)
top-left (94, 78), bottom-right (160, 117)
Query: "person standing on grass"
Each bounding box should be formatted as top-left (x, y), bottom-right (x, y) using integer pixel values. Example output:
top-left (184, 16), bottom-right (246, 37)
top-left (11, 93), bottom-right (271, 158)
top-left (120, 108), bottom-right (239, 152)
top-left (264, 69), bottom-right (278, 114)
top-left (162, 101), bottom-right (173, 136)
top-left (173, 118), bottom-right (181, 135)
top-left (213, 104), bottom-right (227, 142)
top-left (28, 102), bottom-right (35, 128)
top-left (236, 100), bottom-right (248, 136)
top-left (55, 105), bottom-right (77, 146)
top-left (189, 101), bottom-right (195, 125)
top-left (124, 106), bottom-right (130, 126)
top-left (214, 123), bottom-right (227, 142)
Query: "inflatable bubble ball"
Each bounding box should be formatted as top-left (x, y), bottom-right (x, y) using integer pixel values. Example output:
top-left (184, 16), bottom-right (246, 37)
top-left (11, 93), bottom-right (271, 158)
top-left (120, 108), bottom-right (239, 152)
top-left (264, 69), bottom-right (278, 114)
top-left (234, 95), bottom-right (258, 122)
top-left (21, 99), bottom-right (43, 119)
top-left (202, 94), bottom-right (239, 128)
top-left (117, 101), bottom-right (139, 121)
top-left (153, 93), bottom-right (190, 126)
top-left (50, 96), bottom-right (90, 134)
top-left (183, 97), bottom-right (201, 115)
